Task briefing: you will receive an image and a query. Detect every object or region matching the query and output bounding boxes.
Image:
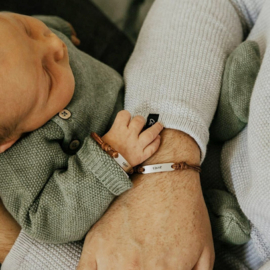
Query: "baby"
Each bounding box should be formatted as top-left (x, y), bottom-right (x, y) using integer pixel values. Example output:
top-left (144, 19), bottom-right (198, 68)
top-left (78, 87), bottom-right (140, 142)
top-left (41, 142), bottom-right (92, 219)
top-left (0, 12), bottom-right (163, 243)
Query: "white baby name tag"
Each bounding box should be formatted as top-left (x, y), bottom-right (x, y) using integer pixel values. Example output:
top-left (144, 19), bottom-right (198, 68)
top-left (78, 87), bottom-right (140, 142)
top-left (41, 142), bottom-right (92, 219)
top-left (114, 153), bottom-right (133, 173)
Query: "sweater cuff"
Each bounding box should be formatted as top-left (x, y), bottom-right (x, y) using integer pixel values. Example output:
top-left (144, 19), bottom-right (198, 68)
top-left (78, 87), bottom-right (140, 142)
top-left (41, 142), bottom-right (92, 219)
top-left (79, 137), bottom-right (132, 196)
top-left (2, 231), bottom-right (32, 270)
top-left (2, 231), bottom-right (82, 270)
top-left (160, 115), bottom-right (208, 164)
top-left (125, 102), bottom-right (209, 164)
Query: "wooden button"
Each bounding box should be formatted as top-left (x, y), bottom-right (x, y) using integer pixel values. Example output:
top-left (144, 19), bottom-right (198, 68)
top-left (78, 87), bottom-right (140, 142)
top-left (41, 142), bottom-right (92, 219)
top-left (59, 109), bottom-right (71, 120)
top-left (69, 140), bottom-right (80, 150)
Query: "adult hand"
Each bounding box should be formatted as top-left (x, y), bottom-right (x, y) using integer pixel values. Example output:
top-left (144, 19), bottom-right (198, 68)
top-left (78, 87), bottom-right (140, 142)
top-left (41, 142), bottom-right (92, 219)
top-left (77, 129), bottom-right (214, 269)
top-left (0, 199), bottom-right (21, 263)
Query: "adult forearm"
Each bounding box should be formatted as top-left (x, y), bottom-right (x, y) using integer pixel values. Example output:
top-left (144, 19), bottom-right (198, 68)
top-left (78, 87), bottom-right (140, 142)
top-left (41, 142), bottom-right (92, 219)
top-left (124, 0), bottom-right (244, 162)
top-left (130, 128), bottom-right (201, 199)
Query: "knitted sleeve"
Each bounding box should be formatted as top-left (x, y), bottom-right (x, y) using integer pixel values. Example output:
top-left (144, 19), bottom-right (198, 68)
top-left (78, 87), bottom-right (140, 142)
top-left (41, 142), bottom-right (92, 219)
top-left (32, 15), bottom-right (73, 39)
top-left (124, 0), bottom-right (246, 162)
top-left (231, 0), bottom-right (265, 30)
top-left (0, 121), bottom-right (132, 244)
top-left (2, 231), bottom-right (82, 270)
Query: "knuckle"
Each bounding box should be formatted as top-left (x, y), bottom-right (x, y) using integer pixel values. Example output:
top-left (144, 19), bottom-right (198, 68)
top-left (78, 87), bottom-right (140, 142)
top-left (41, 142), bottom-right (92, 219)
top-left (147, 147), bottom-right (155, 157)
top-left (146, 130), bottom-right (155, 141)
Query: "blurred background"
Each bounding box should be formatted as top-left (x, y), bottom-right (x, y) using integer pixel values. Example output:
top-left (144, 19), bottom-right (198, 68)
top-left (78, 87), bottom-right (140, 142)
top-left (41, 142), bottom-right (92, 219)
top-left (92, 0), bottom-right (155, 42)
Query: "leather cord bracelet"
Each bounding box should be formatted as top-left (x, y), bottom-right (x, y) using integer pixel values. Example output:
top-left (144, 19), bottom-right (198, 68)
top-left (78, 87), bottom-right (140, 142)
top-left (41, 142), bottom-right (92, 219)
top-left (91, 132), bottom-right (201, 175)
top-left (91, 132), bottom-right (133, 173)
top-left (130, 162), bottom-right (201, 174)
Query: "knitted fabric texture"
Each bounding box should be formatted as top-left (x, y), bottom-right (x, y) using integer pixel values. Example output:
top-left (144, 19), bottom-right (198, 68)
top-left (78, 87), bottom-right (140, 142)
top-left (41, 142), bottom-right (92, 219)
top-left (210, 40), bottom-right (261, 142)
top-left (2, 231), bottom-right (82, 270)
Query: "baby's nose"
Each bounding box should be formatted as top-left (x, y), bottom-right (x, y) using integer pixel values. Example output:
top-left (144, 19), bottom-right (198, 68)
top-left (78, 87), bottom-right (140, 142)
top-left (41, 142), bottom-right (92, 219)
top-left (45, 32), bottom-right (65, 62)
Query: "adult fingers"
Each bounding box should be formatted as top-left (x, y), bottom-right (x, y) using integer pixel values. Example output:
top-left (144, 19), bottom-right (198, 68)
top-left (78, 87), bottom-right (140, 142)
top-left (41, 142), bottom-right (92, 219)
top-left (139, 122), bottom-right (163, 148)
top-left (128, 115), bottom-right (146, 134)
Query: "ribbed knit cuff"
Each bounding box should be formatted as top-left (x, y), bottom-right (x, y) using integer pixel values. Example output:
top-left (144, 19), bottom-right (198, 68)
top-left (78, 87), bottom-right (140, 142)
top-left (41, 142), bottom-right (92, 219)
top-left (79, 137), bottom-right (132, 195)
top-left (2, 231), bottom-right (82, 270)
top-left (2, 231), bottom-right (33, 270)
top-left (126, 103), bottom-right (209, 163)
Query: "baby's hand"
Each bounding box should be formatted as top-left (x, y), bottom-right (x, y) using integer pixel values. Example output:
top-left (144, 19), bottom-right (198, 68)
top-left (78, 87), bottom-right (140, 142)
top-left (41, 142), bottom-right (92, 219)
top-left (68, 23), bottom-right (81, 46)
top-left (102, 110), bottom-right (163, 167)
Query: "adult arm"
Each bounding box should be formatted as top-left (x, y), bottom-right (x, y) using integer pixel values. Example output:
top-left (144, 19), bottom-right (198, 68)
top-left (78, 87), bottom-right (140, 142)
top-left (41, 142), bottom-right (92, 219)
top-left (77, 0), bottom-right (263, 269)
top-left (78, 129), bottom-right (215, 269)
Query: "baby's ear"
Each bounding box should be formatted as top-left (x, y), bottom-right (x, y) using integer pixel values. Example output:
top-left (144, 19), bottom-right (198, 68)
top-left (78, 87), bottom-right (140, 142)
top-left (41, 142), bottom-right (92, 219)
top-left (0, 138), bottom-right (18, 153)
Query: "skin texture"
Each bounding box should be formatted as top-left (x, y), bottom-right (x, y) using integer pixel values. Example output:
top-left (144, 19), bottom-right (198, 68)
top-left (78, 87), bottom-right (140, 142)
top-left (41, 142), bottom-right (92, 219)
top-left (0, 12), bottom-right (75, 152)
top-left (78, 129), bottom-right (215, 270)
top-left (0, 199), bottom-right (20, 264)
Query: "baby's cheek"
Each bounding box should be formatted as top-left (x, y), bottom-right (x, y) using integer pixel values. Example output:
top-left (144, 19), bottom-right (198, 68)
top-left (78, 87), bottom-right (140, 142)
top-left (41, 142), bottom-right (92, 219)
top-left (61, 69), bottom-right (75, 106)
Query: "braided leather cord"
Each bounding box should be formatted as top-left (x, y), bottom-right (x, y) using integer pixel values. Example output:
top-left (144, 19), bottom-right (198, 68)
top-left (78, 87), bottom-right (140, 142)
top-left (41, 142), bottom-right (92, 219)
top-left (91, 132), bottom-right (119, 158)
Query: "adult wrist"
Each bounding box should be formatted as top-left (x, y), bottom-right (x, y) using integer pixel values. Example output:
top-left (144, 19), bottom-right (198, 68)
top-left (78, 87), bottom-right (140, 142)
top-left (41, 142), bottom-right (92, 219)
top-left (142, 128), bottom-right (201, 166)
top-left (129, 128), bottom-right (202, 190)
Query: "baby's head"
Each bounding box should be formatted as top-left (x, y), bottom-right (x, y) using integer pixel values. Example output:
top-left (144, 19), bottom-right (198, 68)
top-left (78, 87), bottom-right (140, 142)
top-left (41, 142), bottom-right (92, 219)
top-left (0, 12), bottom-right (75, 153)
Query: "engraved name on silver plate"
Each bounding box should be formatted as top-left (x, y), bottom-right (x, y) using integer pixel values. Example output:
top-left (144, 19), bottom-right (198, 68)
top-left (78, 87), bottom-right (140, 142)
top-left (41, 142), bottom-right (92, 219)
top-left (142, 163), bottom-right (175, 174)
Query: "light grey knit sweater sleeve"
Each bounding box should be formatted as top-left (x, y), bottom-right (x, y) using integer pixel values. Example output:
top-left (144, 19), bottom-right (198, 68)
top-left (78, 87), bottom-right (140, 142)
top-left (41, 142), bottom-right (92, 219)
top-left (221, 1), bottom-right (270, 267)
top-left (2, 231), bottom-right (82, 270)
top-left (124, 0), bottom-right (245, 162)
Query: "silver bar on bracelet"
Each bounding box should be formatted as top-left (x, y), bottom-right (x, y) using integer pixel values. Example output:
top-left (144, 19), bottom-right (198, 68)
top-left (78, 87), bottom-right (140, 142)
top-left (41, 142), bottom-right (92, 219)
top-left (114, 153), bottom-right (133, 173)
top-left (141, 163), bottom-right (175, 174)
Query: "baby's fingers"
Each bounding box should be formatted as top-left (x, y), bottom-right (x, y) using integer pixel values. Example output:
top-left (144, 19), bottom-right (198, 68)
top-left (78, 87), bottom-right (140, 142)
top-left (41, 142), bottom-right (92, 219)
top-left (143, 135), bottom-right (161, 160)
top-left (139, 122), bottom-right (163, 148)
top-left (71, 35), bottom-right (81, 46)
